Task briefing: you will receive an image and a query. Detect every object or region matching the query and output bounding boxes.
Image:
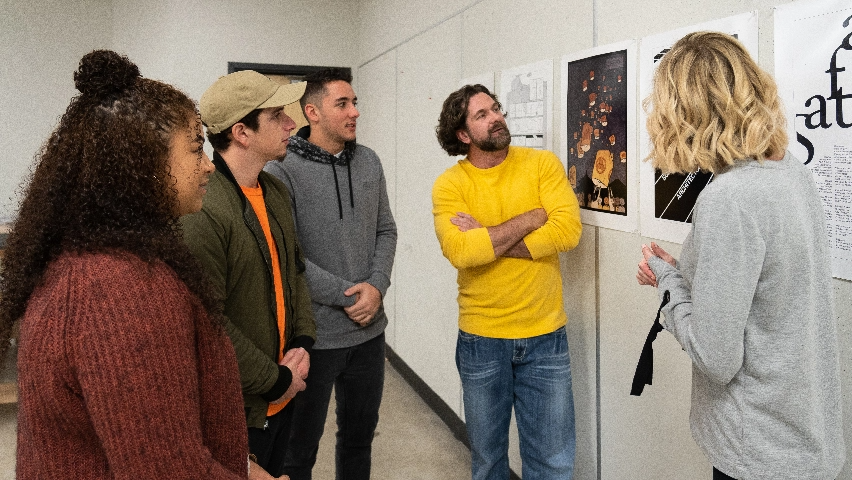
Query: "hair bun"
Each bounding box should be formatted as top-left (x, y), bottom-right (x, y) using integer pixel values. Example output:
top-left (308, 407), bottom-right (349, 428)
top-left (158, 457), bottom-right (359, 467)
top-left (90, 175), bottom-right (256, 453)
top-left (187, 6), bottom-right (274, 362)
top-left (74, 50), bottom-right (141, 100)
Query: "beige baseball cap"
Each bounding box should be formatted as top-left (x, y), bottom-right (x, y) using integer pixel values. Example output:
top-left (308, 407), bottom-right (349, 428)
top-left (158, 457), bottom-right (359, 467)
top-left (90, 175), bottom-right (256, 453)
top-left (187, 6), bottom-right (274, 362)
top-left (200, 70), bottom-right (307, 134)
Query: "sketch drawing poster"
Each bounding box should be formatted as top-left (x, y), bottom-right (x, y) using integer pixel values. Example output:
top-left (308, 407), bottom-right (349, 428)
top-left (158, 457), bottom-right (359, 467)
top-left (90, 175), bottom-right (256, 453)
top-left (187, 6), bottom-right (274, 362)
top-left (561, 40), bottom-right (638, 232)
top-left (638, 12), bottom-right (759, 243)
top-left (500, 59), bottom-right (553, 150)
top-left (776, 0), bottom-right (852, 280)
top-left (460, 72), bottom-right (494, 91)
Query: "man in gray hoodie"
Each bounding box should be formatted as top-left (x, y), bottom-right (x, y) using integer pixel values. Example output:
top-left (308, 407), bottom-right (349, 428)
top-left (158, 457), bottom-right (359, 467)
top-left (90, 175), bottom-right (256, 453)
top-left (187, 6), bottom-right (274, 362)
top-left (263, 68), bottom-right (397, 480)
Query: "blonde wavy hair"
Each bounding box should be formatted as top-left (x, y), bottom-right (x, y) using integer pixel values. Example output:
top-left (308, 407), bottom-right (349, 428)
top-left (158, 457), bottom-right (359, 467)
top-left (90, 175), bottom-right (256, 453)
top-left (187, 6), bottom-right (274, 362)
top-left (644, 31), bottom-right (787, 174)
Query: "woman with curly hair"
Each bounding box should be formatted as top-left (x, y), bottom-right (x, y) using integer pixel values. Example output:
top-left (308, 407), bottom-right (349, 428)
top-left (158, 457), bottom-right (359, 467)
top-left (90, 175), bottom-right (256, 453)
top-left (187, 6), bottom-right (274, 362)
top-left (636, 32), bottom-right (845, 480)
top-left (0, 50), bottom-right (279, 479)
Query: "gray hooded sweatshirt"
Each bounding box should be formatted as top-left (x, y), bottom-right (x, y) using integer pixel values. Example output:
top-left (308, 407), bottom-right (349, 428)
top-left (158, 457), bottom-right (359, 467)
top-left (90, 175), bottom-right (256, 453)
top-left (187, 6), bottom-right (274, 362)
top-left (264, 127), bottom-right (397, 349)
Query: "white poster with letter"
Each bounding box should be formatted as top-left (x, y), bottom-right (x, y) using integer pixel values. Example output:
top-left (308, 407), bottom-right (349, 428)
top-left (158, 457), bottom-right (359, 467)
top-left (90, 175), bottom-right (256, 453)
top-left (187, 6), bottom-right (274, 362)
top-left (776, 0), bottom-right (852, 280)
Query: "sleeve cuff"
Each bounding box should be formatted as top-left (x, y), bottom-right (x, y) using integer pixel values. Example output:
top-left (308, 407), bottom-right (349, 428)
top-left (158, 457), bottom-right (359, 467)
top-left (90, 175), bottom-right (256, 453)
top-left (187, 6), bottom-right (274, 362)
top-left (336, 286), bottom-right (357, 307)
top-left (260, 365), bottom-right (292, 403)
top-left (647, 256), bottom-right (677, 280)
top-left (288, 335), bottom-right (315, 355)
top-left (367, 272), bottom-right (392, 297)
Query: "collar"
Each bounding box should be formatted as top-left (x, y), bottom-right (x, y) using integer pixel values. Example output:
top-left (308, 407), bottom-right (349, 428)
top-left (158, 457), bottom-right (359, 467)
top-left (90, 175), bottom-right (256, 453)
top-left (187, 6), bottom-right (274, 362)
top-left (289, 125), bottom-right (356, 166)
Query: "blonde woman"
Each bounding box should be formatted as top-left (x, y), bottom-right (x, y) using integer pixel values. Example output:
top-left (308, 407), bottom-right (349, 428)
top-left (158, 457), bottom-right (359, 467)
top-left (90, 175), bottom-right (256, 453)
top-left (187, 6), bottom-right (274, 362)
top-left (637, 32), bottom-right (845, 480)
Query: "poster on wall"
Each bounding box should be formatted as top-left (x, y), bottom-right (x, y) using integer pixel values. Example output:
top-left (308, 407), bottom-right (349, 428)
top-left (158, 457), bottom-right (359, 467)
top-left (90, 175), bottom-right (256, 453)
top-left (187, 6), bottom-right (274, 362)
top-left (560, 40), bottom-right (638, 232)
top-left (500, 59), bottom-right (553, 151)
top-left (638, 12), bottom-right (759, 243)
top-left (775, 0), bottom-right (852, 280)
top-left (460, 72), bottom-right (495, 91)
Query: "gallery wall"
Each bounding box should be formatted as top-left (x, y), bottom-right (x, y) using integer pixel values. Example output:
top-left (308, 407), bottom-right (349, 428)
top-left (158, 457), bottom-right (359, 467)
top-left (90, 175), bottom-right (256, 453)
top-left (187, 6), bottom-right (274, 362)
top-left (352, 0), bottom-right (852, 479)
top-left (0, 0), bottom-right (358, 222)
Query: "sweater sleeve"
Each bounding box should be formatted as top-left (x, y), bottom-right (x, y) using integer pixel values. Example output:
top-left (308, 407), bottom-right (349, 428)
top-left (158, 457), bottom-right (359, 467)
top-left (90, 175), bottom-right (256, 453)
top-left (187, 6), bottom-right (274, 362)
top-left (181, 209), bottom-right (282, 397)
top-left (522, 152), bottom-right (582, 258)
top-left (432, 171), bottom-right (496, 269)
top-left (650, 191), bottom-right (765, 385)
top-left (70, 262), bottom-right (244, 480)
top-left (365, 164), bottom-right (397, 297)
top-left (302, 259), bottom-right (357, 307)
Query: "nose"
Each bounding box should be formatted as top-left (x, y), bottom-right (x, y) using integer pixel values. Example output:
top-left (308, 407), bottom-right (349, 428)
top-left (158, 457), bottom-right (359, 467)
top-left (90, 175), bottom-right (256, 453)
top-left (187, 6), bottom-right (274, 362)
top-left (282, 113), bottom-right (297, 133)
top-left (350, 104), bottom-right (360, 119)
top-left (202, 151), bottom-right (215, 174)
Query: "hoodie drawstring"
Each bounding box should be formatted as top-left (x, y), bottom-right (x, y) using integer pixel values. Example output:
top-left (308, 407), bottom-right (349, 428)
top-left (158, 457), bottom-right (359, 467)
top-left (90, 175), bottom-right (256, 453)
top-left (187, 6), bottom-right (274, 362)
top-left (330, 162), bottom-right (355, 220)
top-left (331, 163), bottom-right (343, 220)
top-left (346, 163), bottom-right (354, 210)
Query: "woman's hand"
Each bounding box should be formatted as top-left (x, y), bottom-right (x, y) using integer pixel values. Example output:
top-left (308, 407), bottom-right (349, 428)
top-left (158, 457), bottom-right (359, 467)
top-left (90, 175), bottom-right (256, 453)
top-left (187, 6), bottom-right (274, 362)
top-left (248, 459), bottom-right (290, 480)
top-left (637, 242), bottom-right (676, 287)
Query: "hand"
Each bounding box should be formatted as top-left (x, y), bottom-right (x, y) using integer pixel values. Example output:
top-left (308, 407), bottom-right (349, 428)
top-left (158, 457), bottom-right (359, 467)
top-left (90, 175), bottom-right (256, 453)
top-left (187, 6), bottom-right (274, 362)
top-left (272, 349), bottom-right (308, 403)
top-left (344, 282), bottom-right (382, 326)
top-left (280, 347), bottom-right (309, 380)
top-left (636, 242), bottom-right (676, 287)
top-left (248, 458), bottom-right (291, 480)
top-left (450, 212), bottom-right (483, 232)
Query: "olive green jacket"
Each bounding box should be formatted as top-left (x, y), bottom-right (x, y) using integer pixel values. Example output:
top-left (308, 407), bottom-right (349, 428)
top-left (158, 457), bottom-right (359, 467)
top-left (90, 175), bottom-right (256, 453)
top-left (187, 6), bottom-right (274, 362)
top-left (181, 152), bottom-right (316, 428)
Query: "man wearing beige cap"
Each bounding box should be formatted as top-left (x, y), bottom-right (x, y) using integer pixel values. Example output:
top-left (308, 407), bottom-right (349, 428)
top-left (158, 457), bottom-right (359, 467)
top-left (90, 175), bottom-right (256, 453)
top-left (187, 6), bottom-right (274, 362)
top-left (181, 70), bottom-right (317, 478)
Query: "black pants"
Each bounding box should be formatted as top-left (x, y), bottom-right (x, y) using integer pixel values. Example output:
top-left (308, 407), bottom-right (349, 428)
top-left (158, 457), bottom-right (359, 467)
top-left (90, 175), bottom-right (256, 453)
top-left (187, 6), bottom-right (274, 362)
top-left (282, 332), bottom-right (386, 480)
top-left (248, 401), bottom-right (296, 477)
top-left (714, 467), bottom-right (737, 480)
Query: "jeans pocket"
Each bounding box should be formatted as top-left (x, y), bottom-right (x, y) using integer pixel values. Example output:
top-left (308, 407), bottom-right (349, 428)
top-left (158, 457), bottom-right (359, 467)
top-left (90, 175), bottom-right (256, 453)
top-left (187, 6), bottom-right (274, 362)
top-left (457, 330), bottom-right (480, 343)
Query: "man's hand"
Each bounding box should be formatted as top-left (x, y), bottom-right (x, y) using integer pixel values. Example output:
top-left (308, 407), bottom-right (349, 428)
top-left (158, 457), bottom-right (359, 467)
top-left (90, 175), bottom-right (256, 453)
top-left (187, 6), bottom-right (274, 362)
top-left (450, 212), bottom-right (483, 232)
top-left (344, 282), bottom-right (382, 326)
top-left (272, 348), bottom-right (309, 403)
top-left (280, 347), bottom-right (309, 380)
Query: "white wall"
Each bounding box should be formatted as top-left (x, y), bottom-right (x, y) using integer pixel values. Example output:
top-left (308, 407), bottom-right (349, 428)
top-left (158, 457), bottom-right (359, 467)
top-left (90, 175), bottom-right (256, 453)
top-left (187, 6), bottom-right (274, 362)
top-left (0, 0), bottom-right (358, 222)
top-left (352, 0), bottom-right (852, 479)
top-left (0, 0), bottom-right (113, 222)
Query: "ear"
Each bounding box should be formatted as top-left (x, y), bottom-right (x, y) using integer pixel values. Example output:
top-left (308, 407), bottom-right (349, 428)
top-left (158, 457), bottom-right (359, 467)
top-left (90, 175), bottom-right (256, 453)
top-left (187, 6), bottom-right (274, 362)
top-left (456, 128), bottom-right (471, 145)
top-left (304, 103), bottom-right (320, 124)
top-left (229, 122), bottom-right (251, 148)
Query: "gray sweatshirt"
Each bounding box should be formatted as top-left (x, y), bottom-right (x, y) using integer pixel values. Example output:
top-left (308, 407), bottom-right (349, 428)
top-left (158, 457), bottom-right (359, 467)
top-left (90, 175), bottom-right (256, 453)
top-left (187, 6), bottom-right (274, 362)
top-left (264, 129), bottom-right (397, 349)
top-left (648, 152), bottom-right (845, 480)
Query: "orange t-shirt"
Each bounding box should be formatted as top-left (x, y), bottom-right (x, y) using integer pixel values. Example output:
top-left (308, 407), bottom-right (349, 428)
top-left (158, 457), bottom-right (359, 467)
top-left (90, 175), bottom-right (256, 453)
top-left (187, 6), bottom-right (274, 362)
top-left (241, 185), bottom-right (288, 416)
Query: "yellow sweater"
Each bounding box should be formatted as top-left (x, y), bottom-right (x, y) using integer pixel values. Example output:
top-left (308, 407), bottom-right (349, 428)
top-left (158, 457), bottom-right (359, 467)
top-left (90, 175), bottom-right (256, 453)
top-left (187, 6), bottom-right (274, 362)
top-left (432, 147), bottom-right (582, 338)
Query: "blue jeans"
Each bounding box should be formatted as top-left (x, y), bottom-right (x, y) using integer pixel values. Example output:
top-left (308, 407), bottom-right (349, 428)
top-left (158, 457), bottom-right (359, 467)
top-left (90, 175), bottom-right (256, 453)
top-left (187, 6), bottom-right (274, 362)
top-left (456, 327), bottom-right (575, 480)
top-left (281, 332), bottom-right (385, 480)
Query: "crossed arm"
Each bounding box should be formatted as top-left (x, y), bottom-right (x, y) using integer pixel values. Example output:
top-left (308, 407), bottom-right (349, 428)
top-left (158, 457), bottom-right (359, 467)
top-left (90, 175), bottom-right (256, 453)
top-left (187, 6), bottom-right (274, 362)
top-left (433, 153), bottom-right (581, 269)
top-left (450, 209), bottom-right (547, 258)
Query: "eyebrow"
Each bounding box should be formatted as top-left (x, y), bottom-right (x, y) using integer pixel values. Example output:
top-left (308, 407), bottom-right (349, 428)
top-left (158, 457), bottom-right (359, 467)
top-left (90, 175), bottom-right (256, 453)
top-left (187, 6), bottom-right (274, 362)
top-left (471, 104), bottom-right (496, 117)
top-left (334, 96), bottom-right (357, 103)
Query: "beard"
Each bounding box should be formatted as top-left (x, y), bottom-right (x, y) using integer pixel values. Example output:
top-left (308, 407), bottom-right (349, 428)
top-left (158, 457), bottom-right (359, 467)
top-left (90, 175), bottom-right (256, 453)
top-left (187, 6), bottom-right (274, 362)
top-left (471, 122), bottom-right (512, 152)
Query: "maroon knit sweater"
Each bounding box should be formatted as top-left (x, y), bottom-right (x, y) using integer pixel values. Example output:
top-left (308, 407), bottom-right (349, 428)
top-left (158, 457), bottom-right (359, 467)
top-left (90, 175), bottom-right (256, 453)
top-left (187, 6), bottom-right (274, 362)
top-left (16, 252), bottom-right (248, 479)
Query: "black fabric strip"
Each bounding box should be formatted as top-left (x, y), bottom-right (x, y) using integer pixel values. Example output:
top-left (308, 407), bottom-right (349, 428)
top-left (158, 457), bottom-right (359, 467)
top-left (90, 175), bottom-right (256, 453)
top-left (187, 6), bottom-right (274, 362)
top-left (346, 162), bottom-right (354, 209)
top-left (630, 290), bottom-right (670, 396)
top-left (331, 163), bottom-right (343, 219)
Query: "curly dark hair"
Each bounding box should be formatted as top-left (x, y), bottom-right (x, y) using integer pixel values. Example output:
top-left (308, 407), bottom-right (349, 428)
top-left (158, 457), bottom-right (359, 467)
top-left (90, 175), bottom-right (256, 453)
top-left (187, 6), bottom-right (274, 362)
top-left (0, 50), bottom-right (222, 357)
top-left (300, 67), bottom-right (353, 111)
top-left (436, 84), bottom-right (501, 156)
